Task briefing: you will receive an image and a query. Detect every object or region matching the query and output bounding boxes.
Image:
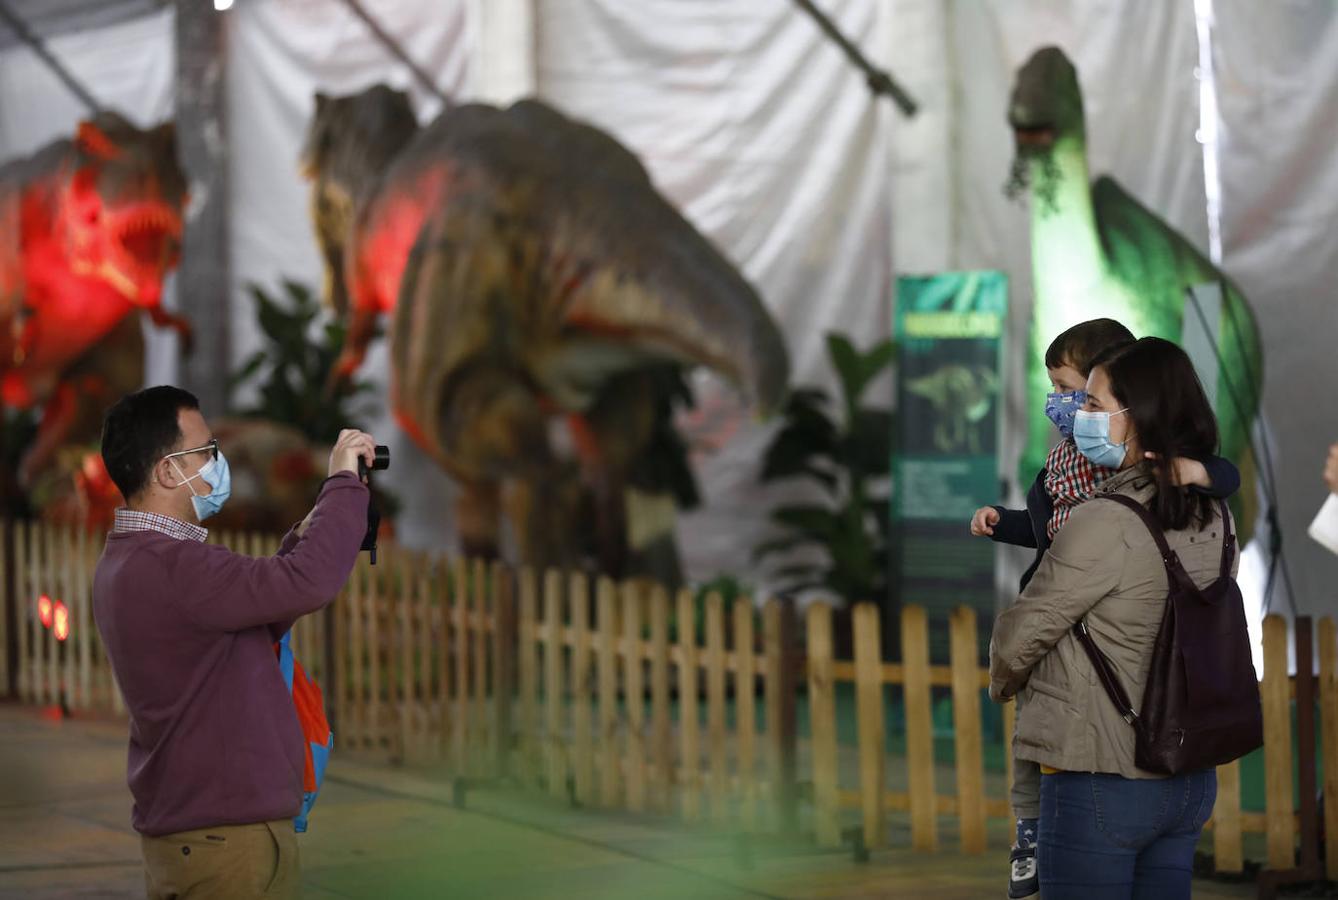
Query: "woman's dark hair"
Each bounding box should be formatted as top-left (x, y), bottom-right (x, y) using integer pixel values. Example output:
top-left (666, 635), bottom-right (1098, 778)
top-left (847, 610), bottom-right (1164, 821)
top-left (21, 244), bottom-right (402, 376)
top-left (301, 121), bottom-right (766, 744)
top-left (1089, 337), bottom-right (1218, 531)
top-left (1045, 317), bottom-right (1135, 376)
top-left (100, 385), bottom-right (200, 500)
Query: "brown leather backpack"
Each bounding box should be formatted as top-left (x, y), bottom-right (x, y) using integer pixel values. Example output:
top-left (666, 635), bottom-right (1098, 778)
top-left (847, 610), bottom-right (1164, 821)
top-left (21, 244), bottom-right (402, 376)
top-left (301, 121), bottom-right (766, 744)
top-left (1073, 494), bottom-right (1263, 775)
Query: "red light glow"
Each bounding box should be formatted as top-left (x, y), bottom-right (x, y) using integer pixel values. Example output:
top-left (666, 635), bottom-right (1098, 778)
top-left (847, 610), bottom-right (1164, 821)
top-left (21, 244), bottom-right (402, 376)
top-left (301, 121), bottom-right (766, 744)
top-left (37, 595), bottom-right (52, 629)
top-left (53, 602), bottom-right (70, 642)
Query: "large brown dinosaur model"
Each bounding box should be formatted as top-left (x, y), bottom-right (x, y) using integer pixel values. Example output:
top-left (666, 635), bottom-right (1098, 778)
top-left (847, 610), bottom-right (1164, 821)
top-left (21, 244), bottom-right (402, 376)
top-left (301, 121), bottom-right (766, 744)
top-left (0, 112), bottom-right (190, 487)
top-left (301, 86), bottom-right (789, 579)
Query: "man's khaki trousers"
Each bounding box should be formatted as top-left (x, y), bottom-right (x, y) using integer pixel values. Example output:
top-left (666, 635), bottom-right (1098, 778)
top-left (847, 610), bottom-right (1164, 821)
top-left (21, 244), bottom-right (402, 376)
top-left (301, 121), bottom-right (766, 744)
top-left (141, 819), bottom-right (299, 899)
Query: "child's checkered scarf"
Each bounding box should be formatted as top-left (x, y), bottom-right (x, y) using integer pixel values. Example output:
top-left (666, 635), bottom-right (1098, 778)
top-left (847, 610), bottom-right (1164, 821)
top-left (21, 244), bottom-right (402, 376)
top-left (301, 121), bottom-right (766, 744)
top-left (1044, 437), bottom-right (1115, 540)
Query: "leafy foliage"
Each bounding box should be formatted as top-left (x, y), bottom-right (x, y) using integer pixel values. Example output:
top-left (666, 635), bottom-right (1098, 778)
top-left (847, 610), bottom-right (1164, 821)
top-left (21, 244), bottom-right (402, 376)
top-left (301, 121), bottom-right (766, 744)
top-left (755, 334), bottom-right (894, 606)
top-left (229, 280), bottom-right (374, 443)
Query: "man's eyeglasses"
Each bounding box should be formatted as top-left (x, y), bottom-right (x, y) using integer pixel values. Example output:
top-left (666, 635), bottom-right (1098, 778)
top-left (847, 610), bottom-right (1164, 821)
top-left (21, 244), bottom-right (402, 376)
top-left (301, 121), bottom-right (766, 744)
top-left (163, 438), bottom-right (219, 462)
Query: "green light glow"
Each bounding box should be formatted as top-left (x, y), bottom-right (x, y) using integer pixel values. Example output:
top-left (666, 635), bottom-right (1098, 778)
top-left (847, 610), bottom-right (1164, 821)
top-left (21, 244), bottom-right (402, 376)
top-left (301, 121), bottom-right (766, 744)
top-left (1020, 106), bottom-right (1263, 541)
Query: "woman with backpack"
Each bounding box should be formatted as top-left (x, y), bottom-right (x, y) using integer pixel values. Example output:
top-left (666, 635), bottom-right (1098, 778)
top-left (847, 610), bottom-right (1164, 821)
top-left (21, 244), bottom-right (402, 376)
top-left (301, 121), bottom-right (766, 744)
top-left (989, 337), bottom-right (1260, 898)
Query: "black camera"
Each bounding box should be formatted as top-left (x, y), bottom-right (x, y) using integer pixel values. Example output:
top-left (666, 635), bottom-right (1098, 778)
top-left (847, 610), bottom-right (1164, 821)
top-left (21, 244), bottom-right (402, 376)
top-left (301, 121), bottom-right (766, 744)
top-left (357, 444), bottom-right (390, 481)
top-left (358, 445), bottom-right (390, 563)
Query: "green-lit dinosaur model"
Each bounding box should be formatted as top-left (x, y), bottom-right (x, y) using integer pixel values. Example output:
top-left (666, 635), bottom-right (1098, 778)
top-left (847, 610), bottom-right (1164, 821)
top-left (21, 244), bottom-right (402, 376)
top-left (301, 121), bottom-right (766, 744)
top-left (1007, 46), bottom-right (1262, 538)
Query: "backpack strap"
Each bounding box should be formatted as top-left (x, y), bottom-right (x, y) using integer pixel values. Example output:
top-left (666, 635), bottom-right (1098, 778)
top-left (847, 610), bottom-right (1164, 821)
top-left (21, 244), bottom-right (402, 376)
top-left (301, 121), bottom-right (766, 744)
top-left (1073, 618), bottom-right (1139, 724)
top-left (1218, 498), bottom-right (1237, 579)
top-left (1070, 492), bottom-right (1180, 729)
top-left (1100, 493), bottom-right (1198, 595)
top-left (1102, 493), bottom-right (1173, 562)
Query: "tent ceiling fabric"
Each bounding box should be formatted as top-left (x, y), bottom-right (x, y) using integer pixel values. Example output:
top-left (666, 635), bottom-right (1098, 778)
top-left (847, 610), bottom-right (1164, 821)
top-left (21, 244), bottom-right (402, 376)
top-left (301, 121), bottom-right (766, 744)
top-left (0, 0), bottom-right (165, 51)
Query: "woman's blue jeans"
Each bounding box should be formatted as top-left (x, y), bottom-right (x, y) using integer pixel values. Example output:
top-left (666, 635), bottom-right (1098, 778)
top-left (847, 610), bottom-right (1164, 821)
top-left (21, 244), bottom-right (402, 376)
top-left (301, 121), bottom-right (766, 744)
top-left (1038, 769), bottom-right (1216, 899)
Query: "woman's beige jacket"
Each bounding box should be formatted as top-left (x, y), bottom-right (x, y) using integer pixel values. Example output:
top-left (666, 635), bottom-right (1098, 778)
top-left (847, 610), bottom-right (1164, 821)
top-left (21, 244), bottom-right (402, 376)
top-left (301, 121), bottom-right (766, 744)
top-left (989, 462), bottom-right (1238, 778)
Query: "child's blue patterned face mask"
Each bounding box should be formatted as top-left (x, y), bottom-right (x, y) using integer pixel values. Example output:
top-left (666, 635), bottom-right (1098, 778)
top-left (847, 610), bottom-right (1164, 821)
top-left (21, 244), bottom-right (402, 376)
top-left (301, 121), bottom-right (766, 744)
top-left (1044, 390), bottom-right (1088, 437)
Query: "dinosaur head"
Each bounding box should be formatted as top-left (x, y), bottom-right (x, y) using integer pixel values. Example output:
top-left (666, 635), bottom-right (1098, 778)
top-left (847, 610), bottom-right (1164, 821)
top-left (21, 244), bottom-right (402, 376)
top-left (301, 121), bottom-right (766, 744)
top-left (300, 85), bottom-right (420, 317)
top-left (59, 113), bottom-right (185, 307)
top-left (1005, 47), bottom-right (1085, 205)
top-left (1008, 46), bottom-right (1085, 150)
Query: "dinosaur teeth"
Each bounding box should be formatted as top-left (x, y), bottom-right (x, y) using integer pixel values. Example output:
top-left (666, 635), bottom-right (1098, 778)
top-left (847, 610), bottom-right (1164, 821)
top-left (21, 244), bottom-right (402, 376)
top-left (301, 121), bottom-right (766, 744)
top-left (113, 206), bottom-right (182, 241)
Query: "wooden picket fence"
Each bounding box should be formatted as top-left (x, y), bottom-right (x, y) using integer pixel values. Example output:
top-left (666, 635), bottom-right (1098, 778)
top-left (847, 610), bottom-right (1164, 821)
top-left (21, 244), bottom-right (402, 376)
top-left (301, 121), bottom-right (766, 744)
top-left (4, 517), bottom-right (1338, 877)
top-left (335, 547), bottom-right (803, 830)
top-left (4, 520), bottom-right (120, 712)
top-left (810, 604), bottom-right (1338, 879)
top-left (0, 522), bottom-right (329, 712)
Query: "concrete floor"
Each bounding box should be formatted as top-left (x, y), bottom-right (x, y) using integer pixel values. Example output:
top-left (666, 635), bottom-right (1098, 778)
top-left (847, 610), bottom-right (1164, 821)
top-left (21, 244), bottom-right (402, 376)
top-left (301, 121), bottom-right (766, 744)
top-left (0, 704), bottom-right (1259, 899)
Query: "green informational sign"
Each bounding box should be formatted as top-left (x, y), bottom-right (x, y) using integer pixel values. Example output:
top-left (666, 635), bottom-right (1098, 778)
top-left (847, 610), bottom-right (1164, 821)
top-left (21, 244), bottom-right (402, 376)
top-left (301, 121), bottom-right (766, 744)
top-left (893, 272), bottom-right (1007, 658)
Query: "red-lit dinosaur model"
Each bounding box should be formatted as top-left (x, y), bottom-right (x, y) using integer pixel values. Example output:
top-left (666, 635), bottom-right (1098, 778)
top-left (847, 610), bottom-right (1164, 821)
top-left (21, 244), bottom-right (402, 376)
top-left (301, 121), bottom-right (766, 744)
top-left (302, 86), bottom-right (789, 579)
top-left (0, 112), bottom-right (189, 489)
top-left (20, 314), bottom-right (145, 527)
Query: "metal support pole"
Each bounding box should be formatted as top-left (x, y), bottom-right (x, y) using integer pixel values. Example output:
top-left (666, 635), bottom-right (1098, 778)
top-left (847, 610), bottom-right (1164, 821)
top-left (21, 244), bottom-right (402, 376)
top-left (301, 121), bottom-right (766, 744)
top-left (337, 0), bottom-right (451, 106)
top-left (0, 0), bottom-right (101, 113)
top-left (174, 3), bottom-right (230, 414)
top-left (790, 0), bottom-right (917, 116)
top-left (777, 597), bottom-right (800, 834)
top-left (2, 510), bottom-right (15, 699)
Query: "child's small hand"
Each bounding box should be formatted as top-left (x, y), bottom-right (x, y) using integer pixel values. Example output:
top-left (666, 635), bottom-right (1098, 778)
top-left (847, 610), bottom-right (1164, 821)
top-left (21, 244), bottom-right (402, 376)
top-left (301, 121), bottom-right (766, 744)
top-left (970, 506), bottom-right (1000, 536)
top-left (1145, 452), bottom-right (1209, 488)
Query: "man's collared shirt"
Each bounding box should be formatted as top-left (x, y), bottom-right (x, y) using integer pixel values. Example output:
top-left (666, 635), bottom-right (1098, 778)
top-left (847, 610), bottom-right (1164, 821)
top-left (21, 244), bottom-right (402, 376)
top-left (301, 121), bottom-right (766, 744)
top-left (112, 507), bottom-right (208, 543)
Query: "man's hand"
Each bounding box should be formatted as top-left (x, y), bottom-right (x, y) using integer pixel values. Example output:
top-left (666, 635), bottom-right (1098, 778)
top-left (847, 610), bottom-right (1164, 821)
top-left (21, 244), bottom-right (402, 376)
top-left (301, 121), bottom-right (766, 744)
top-left (971, 506), bottom-right (1000, 537)
top-left (1325, 443), bottom-right (1338, 494)
top-left (329, 428), bottom-right (377, 480)
top-left (1146, 452), bottom-right (1210, 488)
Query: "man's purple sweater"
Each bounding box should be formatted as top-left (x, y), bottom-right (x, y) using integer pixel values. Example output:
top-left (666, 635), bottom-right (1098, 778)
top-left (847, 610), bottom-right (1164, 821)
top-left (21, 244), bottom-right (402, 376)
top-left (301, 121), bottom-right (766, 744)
top-left (93, 472), bottom-right (368, 836)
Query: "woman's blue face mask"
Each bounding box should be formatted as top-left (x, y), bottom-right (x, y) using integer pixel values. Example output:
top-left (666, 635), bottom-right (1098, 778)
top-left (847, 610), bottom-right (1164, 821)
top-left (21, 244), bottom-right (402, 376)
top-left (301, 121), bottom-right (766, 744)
top-left (1072, 408), bottom-right (1130, 469)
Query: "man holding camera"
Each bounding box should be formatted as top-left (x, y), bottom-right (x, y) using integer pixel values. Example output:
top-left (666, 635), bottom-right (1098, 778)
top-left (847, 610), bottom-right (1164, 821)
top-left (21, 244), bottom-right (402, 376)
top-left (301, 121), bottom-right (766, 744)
top-left (93, 385), bottom-right (374, 899)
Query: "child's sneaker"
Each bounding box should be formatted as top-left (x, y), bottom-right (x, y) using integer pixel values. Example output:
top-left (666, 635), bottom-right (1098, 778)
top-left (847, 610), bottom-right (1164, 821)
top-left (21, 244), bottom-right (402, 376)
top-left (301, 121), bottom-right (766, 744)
top-left (1008, 843), bottom-right (1039, 899)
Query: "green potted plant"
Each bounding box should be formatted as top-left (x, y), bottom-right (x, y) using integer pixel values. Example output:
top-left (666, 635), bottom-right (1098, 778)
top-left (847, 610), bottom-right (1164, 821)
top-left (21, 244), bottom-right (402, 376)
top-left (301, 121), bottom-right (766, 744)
top-left (229, 279), bottom-right (374, 442)
top-left (754, 334), bottom-right (894, 614)
top-left (224, 279), bottom-right (397, 532)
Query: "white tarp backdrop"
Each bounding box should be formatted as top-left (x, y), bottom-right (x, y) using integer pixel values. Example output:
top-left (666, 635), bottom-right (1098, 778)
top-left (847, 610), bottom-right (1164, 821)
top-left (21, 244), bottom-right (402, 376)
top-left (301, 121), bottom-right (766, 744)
top-left (535, 0), bottom-right (895, 591)
top-left (1212, 1), bottom-right (1338, 623)
top-left (0, 0), bottom-right (1334, 620)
